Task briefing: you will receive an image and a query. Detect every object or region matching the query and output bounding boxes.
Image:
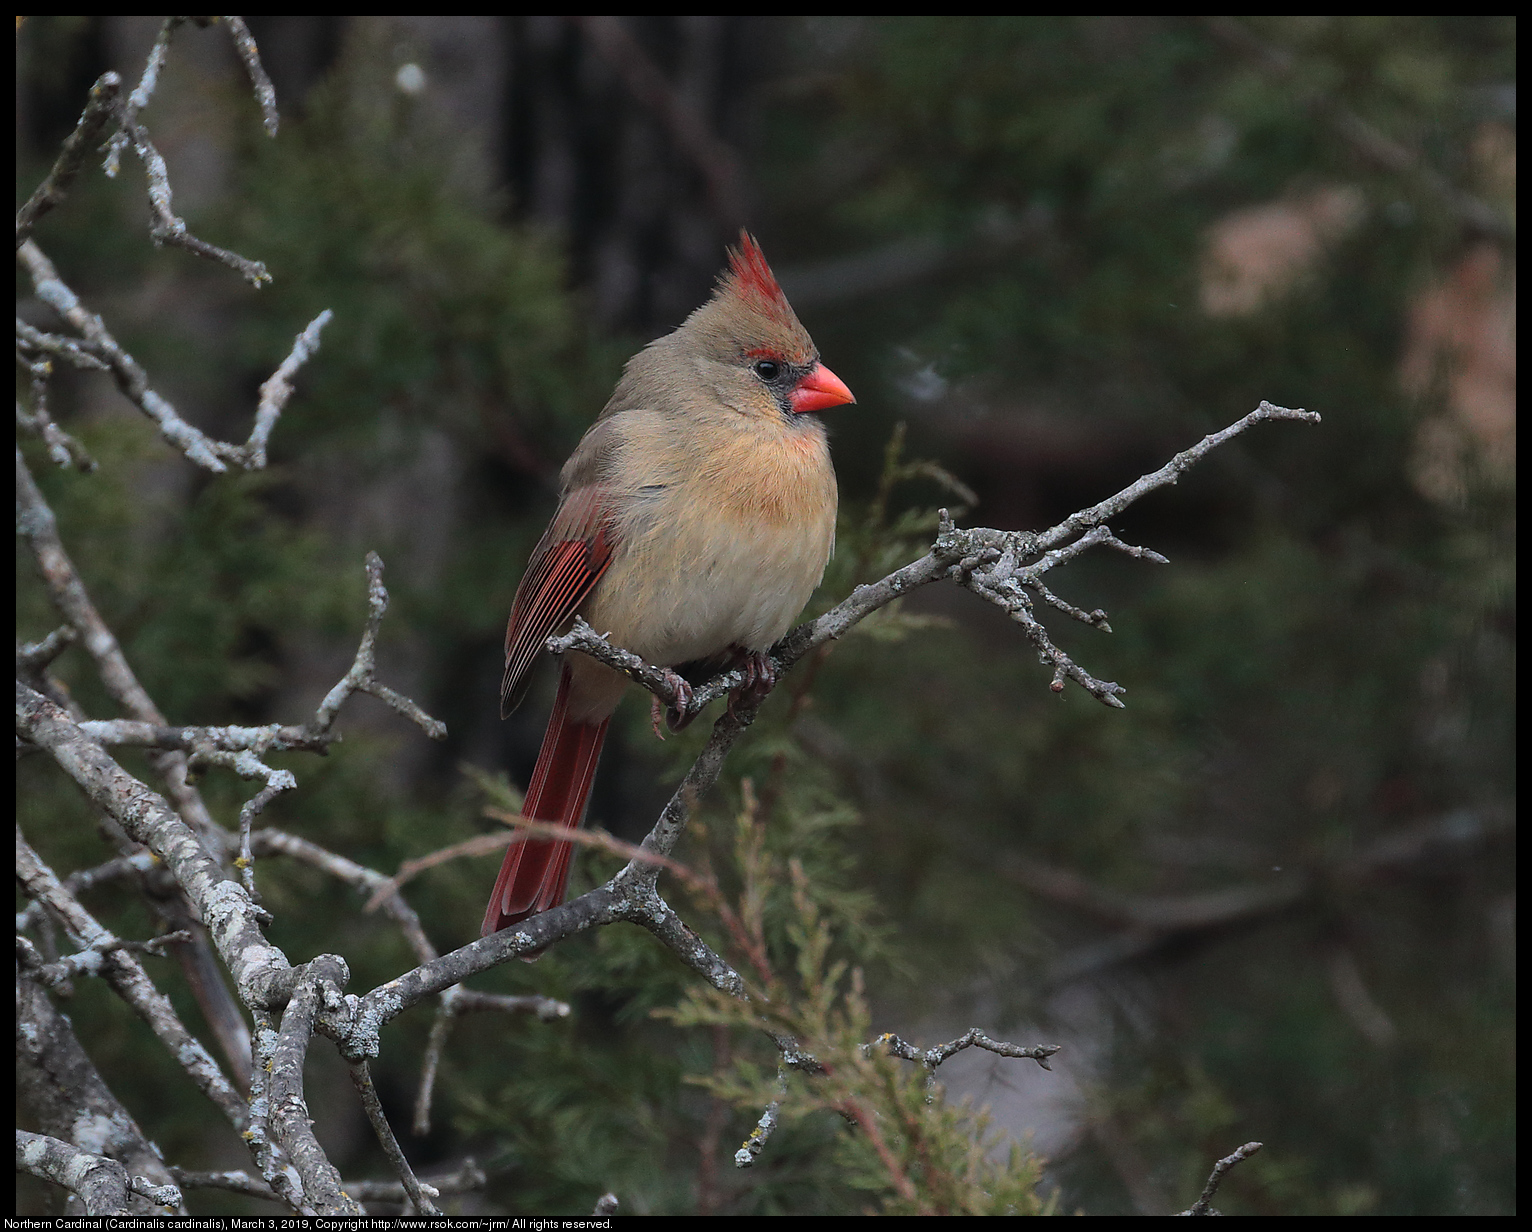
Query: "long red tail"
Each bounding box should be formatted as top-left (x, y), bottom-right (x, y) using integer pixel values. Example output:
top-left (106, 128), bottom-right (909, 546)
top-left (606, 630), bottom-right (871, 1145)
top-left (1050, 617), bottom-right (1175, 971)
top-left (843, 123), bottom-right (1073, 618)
top-left (481, 664), bottom-right (610, 937)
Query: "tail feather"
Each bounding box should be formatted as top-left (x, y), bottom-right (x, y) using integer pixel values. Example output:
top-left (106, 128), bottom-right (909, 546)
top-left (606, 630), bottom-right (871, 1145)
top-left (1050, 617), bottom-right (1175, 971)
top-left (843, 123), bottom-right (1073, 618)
top-left (482, 664), bottom-right (609, 937)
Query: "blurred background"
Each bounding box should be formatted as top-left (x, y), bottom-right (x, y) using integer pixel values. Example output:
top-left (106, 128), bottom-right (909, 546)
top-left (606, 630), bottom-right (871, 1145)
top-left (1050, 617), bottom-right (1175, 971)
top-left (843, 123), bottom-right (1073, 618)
top-left (16, 16), bottom-right (1514, 1215)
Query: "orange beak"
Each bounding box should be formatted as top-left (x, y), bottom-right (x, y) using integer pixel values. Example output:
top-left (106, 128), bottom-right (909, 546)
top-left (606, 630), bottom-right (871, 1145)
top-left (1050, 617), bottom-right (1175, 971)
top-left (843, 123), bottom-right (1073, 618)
top-left (788, 363), bottom-right (856, 414)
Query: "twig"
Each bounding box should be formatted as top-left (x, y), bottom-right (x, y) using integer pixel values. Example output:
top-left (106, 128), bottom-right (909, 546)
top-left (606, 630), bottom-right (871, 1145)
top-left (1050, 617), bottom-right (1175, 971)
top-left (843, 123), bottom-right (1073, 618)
top-left (364, 831), bottom-right (512, 910)
top-left (97, 17), bottom-right (270, 283)
top-left (224, 17), bottom-right (281, 137)
top-left (872, 1029), bottom-right (1061, 1101)
top-left (19, 242), bottom-right (233, 470)
top-left (344, 1160), bottom-right (489, 1202)
top-left (14, 849), bottom-right (156, 932)
top-left (17, 1129), bottom-right (181, 1216)
top-left (735, 1068), bottom-right (789, 1168)
top-left (307, 553), bottom-right (449, 742)
top-left (248, 309), bottom-right (331, 468)
top-left (19, 248), bottom-right (331, 471)
top-left (16, 319), bottom-right (112, 370)
top-left (269, 971), bottom-right (363, 1215)
top-left (412, 986), bottom-right (571, 1135)
top-left (16, 829), bottom-right (249, 1131)
top-left (251, 828), bottom-right (437, 966)
top-left (168, 1159), bottom-right (486, 1202)
top-left (1177, 1140), bottom-right (1263, 1216)
top-left (20, 929), bottom-right (191, 986)
top-left (15, 72), bottom-right (122, 246)
top-left (17, 393), bottom-right (98, 472)
top-left (103, 17), bottom-right (182, 177)
top-left (15, 623), bottom-right (79, 676)
top-left (349, 1059), bottom-right (440, 1214)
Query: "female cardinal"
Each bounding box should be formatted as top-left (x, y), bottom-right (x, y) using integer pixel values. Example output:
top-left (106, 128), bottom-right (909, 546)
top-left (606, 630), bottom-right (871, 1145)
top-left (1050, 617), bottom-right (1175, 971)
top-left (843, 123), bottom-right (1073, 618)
top-left (482, 233), bottom-right (855, 937)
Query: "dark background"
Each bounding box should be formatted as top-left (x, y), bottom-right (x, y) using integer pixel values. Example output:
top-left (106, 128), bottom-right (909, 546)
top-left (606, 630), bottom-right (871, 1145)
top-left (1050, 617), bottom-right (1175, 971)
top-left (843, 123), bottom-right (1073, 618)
top-left (16, 16), bottom-right (1514, 1215)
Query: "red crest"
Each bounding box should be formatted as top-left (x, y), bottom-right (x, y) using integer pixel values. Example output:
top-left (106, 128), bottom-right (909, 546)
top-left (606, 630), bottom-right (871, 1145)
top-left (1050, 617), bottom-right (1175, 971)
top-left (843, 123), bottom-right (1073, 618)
top-left (723, 231), bottom-right (795, 322)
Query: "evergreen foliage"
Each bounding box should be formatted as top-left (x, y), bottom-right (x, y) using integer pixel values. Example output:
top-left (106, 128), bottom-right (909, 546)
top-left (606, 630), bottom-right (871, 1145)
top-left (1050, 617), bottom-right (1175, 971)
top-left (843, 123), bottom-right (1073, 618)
top-left (17, 16), bottom-right (1513, 1215)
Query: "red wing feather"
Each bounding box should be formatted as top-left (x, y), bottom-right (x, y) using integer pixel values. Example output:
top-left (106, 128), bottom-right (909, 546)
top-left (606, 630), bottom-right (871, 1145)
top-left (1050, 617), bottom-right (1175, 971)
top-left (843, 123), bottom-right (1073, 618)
top-left (500, 489), bottom-right (615, 717)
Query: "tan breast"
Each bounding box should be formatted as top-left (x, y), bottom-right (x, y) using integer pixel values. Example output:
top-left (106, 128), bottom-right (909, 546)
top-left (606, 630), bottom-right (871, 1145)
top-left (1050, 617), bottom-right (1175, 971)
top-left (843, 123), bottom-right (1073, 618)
top-left (583, 413), bottom-right (836, 667)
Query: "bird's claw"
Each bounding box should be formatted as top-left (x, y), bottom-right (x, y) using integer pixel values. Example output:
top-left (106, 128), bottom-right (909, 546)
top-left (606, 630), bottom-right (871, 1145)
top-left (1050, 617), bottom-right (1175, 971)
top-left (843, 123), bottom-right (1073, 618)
top-left (727, 649), bottom-right (777, 718)
top-left (654, 668), bottom-right (696, 734)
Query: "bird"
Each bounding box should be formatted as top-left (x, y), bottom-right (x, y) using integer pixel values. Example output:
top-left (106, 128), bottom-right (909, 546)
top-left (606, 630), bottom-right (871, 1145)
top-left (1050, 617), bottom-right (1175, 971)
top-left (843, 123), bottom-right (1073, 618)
top-left (482, 232), bottom-right (855, 939)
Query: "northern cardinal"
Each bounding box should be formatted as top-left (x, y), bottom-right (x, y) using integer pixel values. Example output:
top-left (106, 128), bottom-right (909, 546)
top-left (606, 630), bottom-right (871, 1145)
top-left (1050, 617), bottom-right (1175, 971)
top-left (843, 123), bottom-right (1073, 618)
top-left (482, 233), bottom-right (855, 937)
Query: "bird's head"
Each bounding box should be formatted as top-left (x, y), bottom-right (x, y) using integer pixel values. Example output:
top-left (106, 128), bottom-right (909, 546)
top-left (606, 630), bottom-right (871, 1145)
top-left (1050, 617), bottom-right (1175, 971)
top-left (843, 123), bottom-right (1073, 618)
top-left (650, 232), bottom-right (856, 427)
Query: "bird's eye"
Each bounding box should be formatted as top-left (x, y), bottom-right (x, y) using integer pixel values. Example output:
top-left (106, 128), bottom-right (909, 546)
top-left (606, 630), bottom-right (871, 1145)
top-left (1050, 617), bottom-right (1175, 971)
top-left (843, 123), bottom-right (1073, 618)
top-left (753, 359), bottom-right (781, 382)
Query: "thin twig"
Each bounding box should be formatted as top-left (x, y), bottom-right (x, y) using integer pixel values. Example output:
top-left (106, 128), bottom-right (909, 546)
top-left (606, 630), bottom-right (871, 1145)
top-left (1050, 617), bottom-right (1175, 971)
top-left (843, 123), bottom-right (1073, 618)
top-left (1177, 1140), bottom-right (1263, 1216)
top-left (20, 242), bottom-right (235, 470)
top-left (103, 17), bottom-right (183, 178)
top-left (873, 1029), bottom-right (1061, 1101)
top-left (308, 553), bottom-right (449, 742)
top-left (735, 1067), bottom-right (789, 1168)
top-left (349, 1059), bottom-right (440, 1214)
top-left (17, 1130), bottom-right (181, 1216)
top-left (223, 16), bottom-right (281, 137)
top-left (412, 986), bottom-right (571, 1135)
top-left (248, 309), bottom-right (331, 468)
top-left (16, 72), bottom-right (122, 246)
top-left (16, 828), bottom-right (249, 1131)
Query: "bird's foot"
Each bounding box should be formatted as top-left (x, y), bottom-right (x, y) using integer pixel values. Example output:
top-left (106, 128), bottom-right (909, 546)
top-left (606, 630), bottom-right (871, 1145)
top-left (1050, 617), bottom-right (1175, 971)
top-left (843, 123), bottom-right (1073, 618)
top-left (650, 668), bottom-right (696, 736)
top-left (727, 649), bottom-right (777, 719)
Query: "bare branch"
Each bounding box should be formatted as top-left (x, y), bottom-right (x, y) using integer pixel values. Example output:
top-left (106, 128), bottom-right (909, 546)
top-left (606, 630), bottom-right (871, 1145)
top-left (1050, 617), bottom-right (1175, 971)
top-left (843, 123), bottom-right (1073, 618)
top-left (94, 17), bottom-right (270, 283)
top-left (349, 1060), bottom-right (440, 1214)
top-left (1177, 1140), bottom-right (1263, 1216)
top-left (19, 245), bottom-right (333, 471)
top-left (248, 308), bottom-right (332, 468)
top-left (16, 623), bottom-right (79, 676)
top-left (412, 985), bottom-right (571, 1135)
top-left (16, 319), bottom-right (112, 370)
top-left (16, 1129), bottom-right (180, 1216)
top-left (17, 682), bottom-right (298, 1009)
top-left (103, 18), bottom-right (182, 178)
top-left (251, 828), bottom-right (437, 967)
top-left (16, 828), bottom-right (250, 1130)
top-left (308, 553), bottom-right (449, 742)
top-left (19, 242), bottom-right (233, 470)
top-left (17, 393), bottom-right (98, 472)
top-left (873, 1029), bottom-right (1061, 1102)
top-left (269, 971), bottom-right (363, 1215)
top-left (223, 16), bottom-right (281, 137)
top-left (15, 72), bottom-right (122, 247)
top-left (167, 1159), bottom-right (486, 1203)
top-left (549, 473), bottom-right (1151, 721)
top-left (734, 1069), bottom-right (788, 1169)
top-left (16, 972), bottom-right (184, 1209)
top-left (34, 718), bottom-right (334, 756)
top-left (364, 830), bottom-right (511, 909)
